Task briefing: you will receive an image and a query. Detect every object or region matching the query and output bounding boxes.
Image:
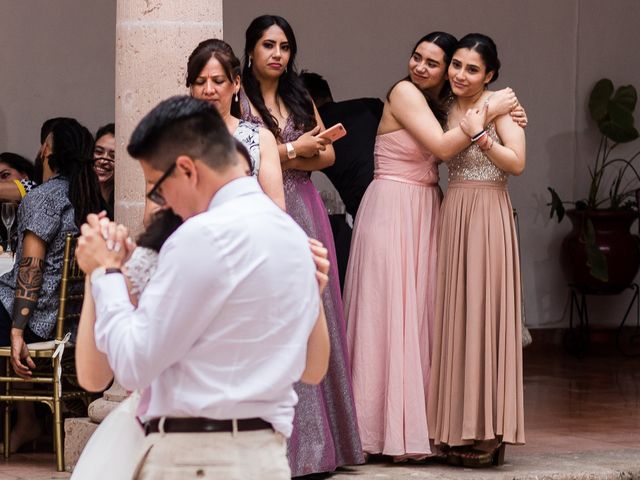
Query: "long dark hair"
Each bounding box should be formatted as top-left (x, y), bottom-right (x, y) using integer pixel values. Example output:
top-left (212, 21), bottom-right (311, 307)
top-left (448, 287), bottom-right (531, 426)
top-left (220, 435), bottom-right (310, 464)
top-left (242, 15), bottom-right (316, 140)
top-left (387, 31), bottom-right (458, 122)
top-left (136, 208), bottom-right (183, 252)
top-left (48, 119), bottom-right (103, 227)
top-left (455, 33), bottom-right (501, 84)
top-left (0, 152), bottom-right (34, 179)
top-left (186, 38), bottom-right (242, 118)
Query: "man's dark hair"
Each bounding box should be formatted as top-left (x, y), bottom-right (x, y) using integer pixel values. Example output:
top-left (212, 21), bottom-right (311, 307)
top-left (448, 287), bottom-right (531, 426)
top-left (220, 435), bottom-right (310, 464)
top-left (127, 95), bottom-right (236, 171)
top-left (300, 71), bottom-right (333, 107)
top-left (40, 117), bottom-right (74, 144)
top-left (95, 123), bottom-right (115, 141)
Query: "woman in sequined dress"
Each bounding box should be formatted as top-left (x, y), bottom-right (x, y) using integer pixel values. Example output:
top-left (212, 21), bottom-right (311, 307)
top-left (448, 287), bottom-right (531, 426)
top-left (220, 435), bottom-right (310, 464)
top-left (343, 32), bottom-right (520, 462)
top-left (427, 34), bottom-right (526, 468)
top-left (239, 14), bottom-right (364, 477)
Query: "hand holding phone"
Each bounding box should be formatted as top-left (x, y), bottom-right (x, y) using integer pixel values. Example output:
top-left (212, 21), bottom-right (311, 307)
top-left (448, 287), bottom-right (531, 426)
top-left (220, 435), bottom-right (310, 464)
top-left (315, 123), bottom-right (347, 143)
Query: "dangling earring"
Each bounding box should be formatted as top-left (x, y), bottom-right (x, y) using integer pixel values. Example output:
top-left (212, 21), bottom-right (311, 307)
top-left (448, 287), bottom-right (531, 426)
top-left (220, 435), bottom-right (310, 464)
top-left (235, 91), bottom-right (239, 102)
top-left (285, 66), bottom-right (288, 74)
top-left (248, 58), bottom-right (252, 68)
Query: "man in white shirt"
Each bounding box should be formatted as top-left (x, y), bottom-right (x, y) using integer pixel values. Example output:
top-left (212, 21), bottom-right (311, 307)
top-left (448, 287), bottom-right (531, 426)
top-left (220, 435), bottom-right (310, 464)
top-left (75, 96), bottom-right (328, 478)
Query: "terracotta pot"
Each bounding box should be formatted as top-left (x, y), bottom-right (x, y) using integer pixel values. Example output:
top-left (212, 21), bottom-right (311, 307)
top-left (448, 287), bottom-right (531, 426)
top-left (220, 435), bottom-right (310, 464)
top-left (562, 209), bottom-right (640, 293)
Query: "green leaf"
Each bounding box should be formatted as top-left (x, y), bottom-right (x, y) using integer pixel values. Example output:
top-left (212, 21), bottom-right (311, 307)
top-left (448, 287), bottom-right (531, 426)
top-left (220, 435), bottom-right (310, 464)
top-left (547, 187), bottom-right (565, 222)
top-left (583, 218), bottom-right (608, 282)
top-left (613, 85), bottom-right (637, 113)
top-left (589, 79), bottom-right (614, 122)
top-left (599, 101), bottom-right (640, 142)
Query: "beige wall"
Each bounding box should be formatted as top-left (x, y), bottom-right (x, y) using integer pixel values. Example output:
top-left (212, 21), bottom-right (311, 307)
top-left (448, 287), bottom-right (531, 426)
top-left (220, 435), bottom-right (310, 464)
top-left (1, 1), bottom-right (639, 328)
top-left (0, 1), bottom-right (116, 158)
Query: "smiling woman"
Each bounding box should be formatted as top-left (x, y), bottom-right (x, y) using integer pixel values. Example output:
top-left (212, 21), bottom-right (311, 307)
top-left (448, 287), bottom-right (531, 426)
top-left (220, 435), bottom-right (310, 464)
top-left (93, 123), bottom-right (115, 218)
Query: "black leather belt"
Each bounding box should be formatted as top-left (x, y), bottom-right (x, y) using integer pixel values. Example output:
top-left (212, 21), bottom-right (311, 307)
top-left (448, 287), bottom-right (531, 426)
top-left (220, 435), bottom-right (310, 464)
top-left (143, 417), bottom-right (272, 436)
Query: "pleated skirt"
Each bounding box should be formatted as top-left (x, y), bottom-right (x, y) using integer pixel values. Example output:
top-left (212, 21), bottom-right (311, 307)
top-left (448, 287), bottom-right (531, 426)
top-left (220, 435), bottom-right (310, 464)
top-left (427, 180), bottom-right (525, 446)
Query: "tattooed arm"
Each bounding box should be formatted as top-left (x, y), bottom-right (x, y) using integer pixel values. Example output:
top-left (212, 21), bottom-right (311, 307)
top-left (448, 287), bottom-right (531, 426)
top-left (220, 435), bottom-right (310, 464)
top-left (10, 232), bottom-right (46, 378)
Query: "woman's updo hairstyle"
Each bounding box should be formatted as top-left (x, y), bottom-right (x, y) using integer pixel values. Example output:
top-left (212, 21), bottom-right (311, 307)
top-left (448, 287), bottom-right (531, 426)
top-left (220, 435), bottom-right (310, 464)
top-left (455, 33), bottom-right (501, 84)
top-left (186, 38), bottom-right (242, 117)
top-left (242, 15), bottom-right (316, 140)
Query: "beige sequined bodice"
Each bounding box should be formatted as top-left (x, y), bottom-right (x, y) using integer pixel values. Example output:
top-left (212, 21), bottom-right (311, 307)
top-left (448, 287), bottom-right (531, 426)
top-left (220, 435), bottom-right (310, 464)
top-left (447, 123), bottom-right (508, 183)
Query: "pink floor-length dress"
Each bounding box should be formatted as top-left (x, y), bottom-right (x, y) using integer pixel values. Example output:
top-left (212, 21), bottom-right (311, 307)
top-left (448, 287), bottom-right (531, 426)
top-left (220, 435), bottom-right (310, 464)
top-left (344, 129), bottom-right (441, 456)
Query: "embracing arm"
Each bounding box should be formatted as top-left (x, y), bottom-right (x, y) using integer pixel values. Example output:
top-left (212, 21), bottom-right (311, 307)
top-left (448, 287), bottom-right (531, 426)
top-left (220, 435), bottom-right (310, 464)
top-left (487, 113), bottom-right (526, 175)
top-left (388, 81), bottom-right (471, 160)
top-left (257, 128), bottom-right (286, 210)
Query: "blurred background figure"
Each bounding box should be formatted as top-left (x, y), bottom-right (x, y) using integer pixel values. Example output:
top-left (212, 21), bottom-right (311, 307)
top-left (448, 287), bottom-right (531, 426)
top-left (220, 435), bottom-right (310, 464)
top-left (93, 123), bottom-right (116, 218)
top-left (301, 72), bottom-right (383, 289)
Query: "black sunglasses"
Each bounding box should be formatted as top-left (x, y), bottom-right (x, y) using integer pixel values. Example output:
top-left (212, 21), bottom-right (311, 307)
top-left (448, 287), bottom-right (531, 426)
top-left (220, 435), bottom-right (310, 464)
top-left (146, 162), bottom-right (177, 206)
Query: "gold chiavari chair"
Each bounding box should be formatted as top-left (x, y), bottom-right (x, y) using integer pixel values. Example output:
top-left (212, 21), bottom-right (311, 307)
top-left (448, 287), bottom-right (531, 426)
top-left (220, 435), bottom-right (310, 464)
top-left (0, 233), bottom-right (89, 471)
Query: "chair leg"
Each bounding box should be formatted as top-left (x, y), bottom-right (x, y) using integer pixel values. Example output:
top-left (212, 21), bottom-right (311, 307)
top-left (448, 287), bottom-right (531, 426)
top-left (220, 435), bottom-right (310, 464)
top-left (4, 359), bottom-right (10, 458)
top-left (3, 402), bottom-right (9, 459)
top-left (53, 357), bottom-right (64, 472)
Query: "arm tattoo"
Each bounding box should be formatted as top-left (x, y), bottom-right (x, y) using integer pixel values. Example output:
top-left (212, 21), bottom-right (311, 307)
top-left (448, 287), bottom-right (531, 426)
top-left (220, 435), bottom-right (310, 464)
top-left (12, 256), bottom-right (45, 330)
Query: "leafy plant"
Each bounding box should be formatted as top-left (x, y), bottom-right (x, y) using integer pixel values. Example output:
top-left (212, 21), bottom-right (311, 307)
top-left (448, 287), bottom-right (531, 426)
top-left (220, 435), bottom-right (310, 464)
top-left (548, 79), bottom-right (640, 281)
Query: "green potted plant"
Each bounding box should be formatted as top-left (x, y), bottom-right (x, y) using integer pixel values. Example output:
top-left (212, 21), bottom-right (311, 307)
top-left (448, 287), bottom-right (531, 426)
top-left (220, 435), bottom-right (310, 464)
top-left (548, 78), bottom-right (640, 292)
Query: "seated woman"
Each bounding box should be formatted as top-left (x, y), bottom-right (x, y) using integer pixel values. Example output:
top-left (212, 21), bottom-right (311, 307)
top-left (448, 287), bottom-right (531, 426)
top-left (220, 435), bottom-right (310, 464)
top-left (0, 153), bottom-right (37, 250)
top-left (0, 152), bottom-right (38, 202)
top-left (0, 118), bottom-right (102, 451)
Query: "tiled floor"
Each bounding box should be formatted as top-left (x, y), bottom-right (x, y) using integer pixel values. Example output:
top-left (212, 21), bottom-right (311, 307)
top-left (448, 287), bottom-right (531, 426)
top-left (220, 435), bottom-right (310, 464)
top-left (1, 341), bottom-right (639, 479)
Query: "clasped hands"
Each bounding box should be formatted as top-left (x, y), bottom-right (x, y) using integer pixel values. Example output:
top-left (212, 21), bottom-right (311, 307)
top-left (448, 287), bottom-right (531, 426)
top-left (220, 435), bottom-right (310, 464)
top-left (76, 212), bottom-right (135, 275)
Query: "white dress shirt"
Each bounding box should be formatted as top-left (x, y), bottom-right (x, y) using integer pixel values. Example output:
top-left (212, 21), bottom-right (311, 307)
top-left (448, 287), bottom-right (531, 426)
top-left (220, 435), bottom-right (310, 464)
top-left (92, 176), bottom-right (319, 436)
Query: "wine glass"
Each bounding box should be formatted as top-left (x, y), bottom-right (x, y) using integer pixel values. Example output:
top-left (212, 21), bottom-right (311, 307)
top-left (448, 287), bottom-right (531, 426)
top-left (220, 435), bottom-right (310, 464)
top-left (1, 203), bottom-right (16, 254)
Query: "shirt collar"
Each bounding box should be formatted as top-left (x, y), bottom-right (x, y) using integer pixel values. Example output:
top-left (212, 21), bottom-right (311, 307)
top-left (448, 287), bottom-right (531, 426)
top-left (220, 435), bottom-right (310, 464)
top-left (209, 176), bottom-right (261, 210)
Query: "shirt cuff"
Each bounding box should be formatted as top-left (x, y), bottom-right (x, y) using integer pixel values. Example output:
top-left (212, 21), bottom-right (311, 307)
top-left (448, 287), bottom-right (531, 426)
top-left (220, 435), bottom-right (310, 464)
top-left (91, 272), bottom-right (130, 311)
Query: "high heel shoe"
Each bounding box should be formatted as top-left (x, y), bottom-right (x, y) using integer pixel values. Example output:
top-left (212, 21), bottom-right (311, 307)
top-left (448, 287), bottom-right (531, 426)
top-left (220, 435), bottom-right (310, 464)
top-left (448, 444), bottom-right (506, 468)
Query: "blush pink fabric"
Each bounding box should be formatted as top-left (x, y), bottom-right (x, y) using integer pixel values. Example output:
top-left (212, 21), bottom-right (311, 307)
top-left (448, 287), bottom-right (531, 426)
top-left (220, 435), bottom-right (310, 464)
top-left (344, 129), bottom-right (441, 456)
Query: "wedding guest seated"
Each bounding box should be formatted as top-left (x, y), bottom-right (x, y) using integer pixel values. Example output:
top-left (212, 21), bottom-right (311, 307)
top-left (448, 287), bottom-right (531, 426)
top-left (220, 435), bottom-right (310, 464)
top-left (0, 153), bottom-right (37, 250)
top-left (93, 123), bottom-right (115, 218)
top-left (0, 118), bottom-right (102, 452)
top-left (0, 153), bottom-right (38, 203)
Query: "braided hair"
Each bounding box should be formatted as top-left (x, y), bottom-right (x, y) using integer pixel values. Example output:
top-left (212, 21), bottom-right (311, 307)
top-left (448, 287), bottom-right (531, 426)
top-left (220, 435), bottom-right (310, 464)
top-left (242, 15), bottom-right (316, 140)
top-left (48, 119), bottom-right (103, 227)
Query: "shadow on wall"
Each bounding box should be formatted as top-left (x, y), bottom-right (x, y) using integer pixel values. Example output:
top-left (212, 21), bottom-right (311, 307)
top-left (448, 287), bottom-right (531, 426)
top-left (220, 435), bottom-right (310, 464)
top-left (532, 131), bottom-right (576, 327)
top-left (0, 108), bottom-right (7, 152)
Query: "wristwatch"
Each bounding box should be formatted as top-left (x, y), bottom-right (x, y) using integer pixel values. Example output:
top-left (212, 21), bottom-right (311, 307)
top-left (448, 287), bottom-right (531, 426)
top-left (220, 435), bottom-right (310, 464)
top-left (90, 267), bottom-right (122, 284)
top-left (285, 142), bottom-right (296, 159)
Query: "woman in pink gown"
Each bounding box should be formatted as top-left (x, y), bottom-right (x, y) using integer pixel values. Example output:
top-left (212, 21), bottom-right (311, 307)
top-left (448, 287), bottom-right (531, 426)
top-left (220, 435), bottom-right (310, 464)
top-left (344, 32), bottom-right (519, 461)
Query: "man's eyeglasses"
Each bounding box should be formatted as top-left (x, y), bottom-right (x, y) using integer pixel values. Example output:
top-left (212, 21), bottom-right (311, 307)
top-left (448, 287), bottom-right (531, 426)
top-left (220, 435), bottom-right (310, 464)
top-left (146, 163), bottom-right (177, 206)
top-left (93, 147), bottom-right (116, 162)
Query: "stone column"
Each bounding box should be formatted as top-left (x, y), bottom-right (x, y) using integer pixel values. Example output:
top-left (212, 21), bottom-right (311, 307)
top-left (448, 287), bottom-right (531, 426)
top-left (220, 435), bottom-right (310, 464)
top-left (115, 0), bottom-right (224, 233)
top-left (65, 0), bottom-right (223, 470)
